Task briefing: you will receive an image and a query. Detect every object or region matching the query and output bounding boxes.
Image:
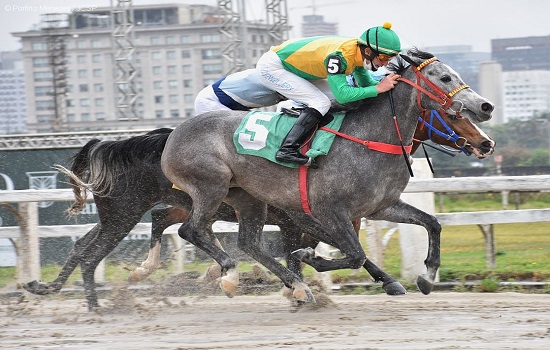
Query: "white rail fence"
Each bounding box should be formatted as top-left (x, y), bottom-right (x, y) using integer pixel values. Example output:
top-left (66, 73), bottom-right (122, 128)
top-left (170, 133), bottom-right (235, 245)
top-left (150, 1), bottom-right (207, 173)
top-left (1, 171), bottom-right (550, 284)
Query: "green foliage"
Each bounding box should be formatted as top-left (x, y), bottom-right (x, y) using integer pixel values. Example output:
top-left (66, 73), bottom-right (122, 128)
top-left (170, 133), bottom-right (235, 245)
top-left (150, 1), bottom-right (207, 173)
top-left (429, 112), bottom-right (550, 168)
top-left (476, 277), bottom-right (500, 292)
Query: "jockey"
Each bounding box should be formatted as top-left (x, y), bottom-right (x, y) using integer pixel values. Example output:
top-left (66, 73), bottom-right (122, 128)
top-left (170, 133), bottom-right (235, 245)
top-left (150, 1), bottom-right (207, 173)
top-left (194, 69), bottom-right (286, 114)
top-left (194, 69), bottom-right (343, 114)
top-left (256, 22), bottom-right (402, 168)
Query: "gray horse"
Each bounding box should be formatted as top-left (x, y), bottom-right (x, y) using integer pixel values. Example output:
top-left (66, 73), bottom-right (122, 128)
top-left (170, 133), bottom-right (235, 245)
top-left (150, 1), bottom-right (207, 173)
top-left (161, 49), bottom-right (495, 302)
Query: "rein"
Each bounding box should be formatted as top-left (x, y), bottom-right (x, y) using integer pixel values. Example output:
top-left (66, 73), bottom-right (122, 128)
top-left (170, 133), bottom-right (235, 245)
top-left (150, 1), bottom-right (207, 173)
top-left (317, 126), bottom-right (412, 154)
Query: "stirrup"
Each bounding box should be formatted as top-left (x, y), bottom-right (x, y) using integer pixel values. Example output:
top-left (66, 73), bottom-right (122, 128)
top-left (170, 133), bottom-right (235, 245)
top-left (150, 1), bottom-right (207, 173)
top-left (304, 158), bottom-right (318, 169)
top-left (280, 107), bottom-right (301, 117)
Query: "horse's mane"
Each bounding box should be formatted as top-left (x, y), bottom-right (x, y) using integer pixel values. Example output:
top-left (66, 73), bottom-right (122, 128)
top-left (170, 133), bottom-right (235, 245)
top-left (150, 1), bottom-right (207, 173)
top-left (93, 127), bottom-right (173, 166)
top-left (387, 47), bottom-right (435, 75)
top-left (72, 128), bottom-right (173, 197)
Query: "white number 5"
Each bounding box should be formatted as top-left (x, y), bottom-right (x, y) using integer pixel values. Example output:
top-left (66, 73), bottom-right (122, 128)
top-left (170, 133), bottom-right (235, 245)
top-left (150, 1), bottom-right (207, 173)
top-left (238, 113), bottom-right (274, 150)
top-left (327, 57), bottom-right (340, 74)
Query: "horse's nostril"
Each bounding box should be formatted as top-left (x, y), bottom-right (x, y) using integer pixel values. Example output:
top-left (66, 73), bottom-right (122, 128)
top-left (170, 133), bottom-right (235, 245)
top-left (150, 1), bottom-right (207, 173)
top-left (481, 140), bottom-right (494, 151)
top-left (481, 102), bottom-right (494, 113)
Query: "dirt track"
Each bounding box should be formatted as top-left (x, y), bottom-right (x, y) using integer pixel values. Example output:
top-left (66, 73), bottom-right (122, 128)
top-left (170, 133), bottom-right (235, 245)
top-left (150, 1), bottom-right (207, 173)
top-left (1, 290), bottom-right (549, 350)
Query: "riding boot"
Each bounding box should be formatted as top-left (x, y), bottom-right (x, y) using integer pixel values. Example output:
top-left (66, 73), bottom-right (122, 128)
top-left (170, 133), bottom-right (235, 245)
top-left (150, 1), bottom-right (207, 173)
top-left (276, 107), bottom-right (323, 168)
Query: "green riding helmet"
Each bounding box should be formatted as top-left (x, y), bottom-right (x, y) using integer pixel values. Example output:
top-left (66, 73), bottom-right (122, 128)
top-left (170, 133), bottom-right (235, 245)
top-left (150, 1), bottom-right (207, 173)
top-left (358, 22), bottom-right (401, 56)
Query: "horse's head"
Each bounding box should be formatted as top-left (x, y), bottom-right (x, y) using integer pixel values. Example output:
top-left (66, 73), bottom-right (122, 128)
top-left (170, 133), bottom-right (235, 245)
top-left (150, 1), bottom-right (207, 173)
top-left (395, 49), bottom-right (494, 123)
top-left (414, 110), bottom-right (496, 158)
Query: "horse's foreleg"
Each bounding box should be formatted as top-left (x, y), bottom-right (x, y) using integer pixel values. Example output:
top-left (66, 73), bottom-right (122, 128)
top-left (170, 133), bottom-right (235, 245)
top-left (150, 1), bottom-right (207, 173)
top-left (362, 258), bottom-right (407, 295)
top-left (177, 215), bottom-right (238, 297)
top-left (369, 199), bottom-right (441, 295)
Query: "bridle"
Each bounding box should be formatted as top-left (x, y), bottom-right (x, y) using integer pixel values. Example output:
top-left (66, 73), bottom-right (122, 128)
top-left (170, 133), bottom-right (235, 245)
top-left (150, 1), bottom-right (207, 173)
top-left (397, 56), bottom-right (473, 155)
top-left (398, 57), bottom-right (470, 120)
top-left (416, 110), bottom-right (472, 156)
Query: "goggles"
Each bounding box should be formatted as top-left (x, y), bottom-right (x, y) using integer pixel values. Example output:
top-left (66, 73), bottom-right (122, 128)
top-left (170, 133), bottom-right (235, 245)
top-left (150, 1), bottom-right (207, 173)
top-left (376, 52), bottom-right (396, 62)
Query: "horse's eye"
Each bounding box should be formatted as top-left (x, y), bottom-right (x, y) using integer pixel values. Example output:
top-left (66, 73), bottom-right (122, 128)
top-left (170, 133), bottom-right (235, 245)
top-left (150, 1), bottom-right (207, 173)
top-left (441, 75), bottom-right (451, 83)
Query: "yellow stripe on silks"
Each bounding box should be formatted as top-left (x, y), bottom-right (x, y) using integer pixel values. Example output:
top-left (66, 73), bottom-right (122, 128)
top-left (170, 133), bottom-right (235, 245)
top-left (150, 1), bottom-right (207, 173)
top-left (448, 84), bottom-right (470, 97)
top-left (281, 38), bottom-right (362, 78)
top-left (172, 184), bottom-right (182, 191)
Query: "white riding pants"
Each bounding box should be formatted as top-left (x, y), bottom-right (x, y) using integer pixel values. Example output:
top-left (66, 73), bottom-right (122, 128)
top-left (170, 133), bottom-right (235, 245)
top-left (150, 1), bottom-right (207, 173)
top-left (194, 85), bottom-right (233, 115)
top-left (256, 50), bottom-right (332, 115)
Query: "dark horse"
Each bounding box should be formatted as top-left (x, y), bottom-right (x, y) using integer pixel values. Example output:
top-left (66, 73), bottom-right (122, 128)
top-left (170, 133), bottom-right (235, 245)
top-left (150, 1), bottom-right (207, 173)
top-left (23, 51), bottom-right (495, 310)
top-left (160, 49), bottom-right (495, 302)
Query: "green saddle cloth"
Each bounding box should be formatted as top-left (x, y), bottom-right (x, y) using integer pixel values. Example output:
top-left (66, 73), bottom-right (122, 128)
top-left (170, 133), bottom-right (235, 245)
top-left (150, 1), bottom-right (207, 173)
top-left (233, 111), bottom-right (345, 168)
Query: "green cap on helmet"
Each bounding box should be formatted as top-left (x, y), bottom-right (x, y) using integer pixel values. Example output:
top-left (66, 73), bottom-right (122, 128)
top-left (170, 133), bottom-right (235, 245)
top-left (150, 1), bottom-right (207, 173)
top-left (358, 22), bottom-right (401, 56)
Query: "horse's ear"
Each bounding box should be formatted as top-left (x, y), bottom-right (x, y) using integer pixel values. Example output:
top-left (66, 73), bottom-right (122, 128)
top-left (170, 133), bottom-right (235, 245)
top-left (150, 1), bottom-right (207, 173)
top-left (399, 54), bottom-right (417, 68)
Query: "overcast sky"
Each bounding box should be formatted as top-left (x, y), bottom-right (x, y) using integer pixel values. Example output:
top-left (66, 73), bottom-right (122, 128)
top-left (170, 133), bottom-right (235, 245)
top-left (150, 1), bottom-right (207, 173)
top-left (1, 0), bottom-right (549, 53)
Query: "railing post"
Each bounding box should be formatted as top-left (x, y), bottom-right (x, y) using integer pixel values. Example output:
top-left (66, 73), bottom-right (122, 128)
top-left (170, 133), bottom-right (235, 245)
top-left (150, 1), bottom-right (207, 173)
top-left (478, 224), bottom-right (496, 270)
top-left (398, 159), bottom-right (439, 282)
top-left (170, 232), bottom-right (184, 274)
top-left (94, 259), bottom-right (106, 282)
top-left (365, 219), bottom-right (384, 268)
top-left (16, 202), bottom-right (41, 283)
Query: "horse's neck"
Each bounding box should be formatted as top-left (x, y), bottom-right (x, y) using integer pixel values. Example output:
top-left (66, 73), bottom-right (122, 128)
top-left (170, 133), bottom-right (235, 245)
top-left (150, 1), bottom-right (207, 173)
top-left (343, 86), bottom-right (419, 145)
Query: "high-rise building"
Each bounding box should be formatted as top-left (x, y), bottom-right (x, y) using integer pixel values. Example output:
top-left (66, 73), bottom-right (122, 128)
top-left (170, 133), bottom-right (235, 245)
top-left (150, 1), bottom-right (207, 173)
top-left (492, 35), bottom-right (550, 71)
top-left (0, 51), bottom-right (26, 134)
top-left (488, 35), bottom-right (550, 123)
top-left (502, 70), bottom-right (550, 122)
top-left (13, 3), bottom-right (276, 133)
top-left (301, 15), bottom-right (337, 37)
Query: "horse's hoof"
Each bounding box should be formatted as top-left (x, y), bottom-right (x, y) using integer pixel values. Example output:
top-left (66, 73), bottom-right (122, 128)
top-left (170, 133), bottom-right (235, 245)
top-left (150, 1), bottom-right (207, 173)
top-left (220, 268), bottom-right (239, 298)
top-left (204, 264), bottom-right (222, 281)
top-left (281, 286), bottom-right (293, 300)
top-left (127, 267), bottom-right (152, 283)
top-left (21, 280), bottom-right (56, 295)
top-left (292, 283), bottom-right (316, 304)
top-left (416, 274), bottom-right (434, 295)
top-left (290, 247), bottom-right (316, 262)
top-left (383, 281), bottom-right (407, 295)
top-left (220, 279), bottom-right (237, 298)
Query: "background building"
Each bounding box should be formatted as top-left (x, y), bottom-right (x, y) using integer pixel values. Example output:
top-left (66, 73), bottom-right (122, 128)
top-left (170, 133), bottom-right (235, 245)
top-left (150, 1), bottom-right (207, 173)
top-left (13, 3), bottom-right (278, 133)
top-left (0, 51), bottom-right (26, 134)
top-left (492, 35), bottom-right (550, 72)
top-left (488, 34), bottom-right (550, 123)
top-left (301, 14), bottom-right (337, 37)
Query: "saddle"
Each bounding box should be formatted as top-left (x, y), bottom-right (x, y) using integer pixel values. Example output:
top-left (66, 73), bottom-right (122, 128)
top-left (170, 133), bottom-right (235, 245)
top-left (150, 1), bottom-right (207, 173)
top-left (233, 110), bottom-right (345, 168)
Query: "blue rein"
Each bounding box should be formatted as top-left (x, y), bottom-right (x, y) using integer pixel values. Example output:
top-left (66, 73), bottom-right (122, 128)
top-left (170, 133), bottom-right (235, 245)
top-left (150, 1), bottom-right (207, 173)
top-left (418, 110), bottom-right (472, 156)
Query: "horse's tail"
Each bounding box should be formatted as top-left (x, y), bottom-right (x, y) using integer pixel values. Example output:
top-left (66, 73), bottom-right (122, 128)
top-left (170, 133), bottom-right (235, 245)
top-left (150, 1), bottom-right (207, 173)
top-left (54, 138), bottom-right (101, 216)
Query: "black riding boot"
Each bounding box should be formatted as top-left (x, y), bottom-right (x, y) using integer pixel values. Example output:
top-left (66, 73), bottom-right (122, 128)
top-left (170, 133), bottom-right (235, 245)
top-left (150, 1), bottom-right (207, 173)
top-left (276, 107), bottom-right (323, 168)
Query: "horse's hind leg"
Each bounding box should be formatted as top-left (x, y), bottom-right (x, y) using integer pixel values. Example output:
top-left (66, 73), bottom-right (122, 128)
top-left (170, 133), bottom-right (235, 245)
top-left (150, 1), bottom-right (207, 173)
top-left (23, 224), bottom-right (102, 296)
top-left (227, 190), bottom-right (315, 303)
top-left (369, 199), bottom-right (441, 295)
top-left (128, 206), bottom-right (188, 282)
top-left (80, 224), bottom-right (134, 310)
